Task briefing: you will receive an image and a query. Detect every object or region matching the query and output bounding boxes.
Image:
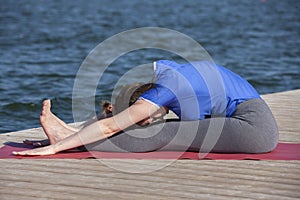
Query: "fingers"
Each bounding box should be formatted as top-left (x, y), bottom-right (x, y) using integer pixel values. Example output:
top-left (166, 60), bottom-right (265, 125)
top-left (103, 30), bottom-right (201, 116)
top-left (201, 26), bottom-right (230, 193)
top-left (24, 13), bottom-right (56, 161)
top-left (12, 150), bottom-right (37, 156)
top-left (13, 150), bottom-right (40, 156)
top-left (23, 139), bottom-right (33, 145)
top-left (12, 151), bottom-right (29, 156)
top-left (23, 139), bottom-right (50, 147)
top-left (12, 146), bottom-right (55, 156)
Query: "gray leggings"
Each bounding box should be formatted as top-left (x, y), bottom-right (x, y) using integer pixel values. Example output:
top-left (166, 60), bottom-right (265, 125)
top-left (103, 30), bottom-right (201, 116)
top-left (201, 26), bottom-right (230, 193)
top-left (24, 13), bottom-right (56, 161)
top-left (85, 98), bottom-right (279, 153)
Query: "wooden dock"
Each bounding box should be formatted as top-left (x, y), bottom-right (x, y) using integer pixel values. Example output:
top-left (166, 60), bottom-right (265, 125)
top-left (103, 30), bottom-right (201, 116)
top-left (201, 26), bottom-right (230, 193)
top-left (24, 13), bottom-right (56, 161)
top-left (0, 90), bottom-right (299, 200)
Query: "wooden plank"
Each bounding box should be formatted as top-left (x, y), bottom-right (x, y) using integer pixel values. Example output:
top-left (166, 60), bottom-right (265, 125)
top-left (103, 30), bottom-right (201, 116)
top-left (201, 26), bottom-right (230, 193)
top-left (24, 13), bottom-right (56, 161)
top-left (262, 90), bottom-right (300, 143)
top-left (0, 90), bottom-right (300, 200)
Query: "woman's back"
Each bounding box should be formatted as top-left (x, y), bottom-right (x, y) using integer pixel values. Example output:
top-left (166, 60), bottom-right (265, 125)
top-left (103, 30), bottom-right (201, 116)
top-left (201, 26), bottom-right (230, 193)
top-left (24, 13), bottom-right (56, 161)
top-left (141, 60), bottom-right (260, 120)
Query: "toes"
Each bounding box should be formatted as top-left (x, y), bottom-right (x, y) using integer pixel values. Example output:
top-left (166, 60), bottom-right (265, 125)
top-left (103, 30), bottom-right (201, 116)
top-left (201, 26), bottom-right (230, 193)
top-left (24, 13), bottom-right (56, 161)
top-left (43, 99), bottom-right (51, 108)
top-left (41, 109), bottom-right (46, 116)
top-left (41, 100), bottom-right (51, 116)
top-left (43, 99), bottom-right (49, 105)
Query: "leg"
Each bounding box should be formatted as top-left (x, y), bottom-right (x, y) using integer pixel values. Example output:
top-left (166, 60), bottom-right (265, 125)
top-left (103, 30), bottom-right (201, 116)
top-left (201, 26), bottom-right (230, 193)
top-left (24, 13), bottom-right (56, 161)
top-left (24, 100), bottom-right (79, 146)
top-left (191, 98), bottom-right (279, 153)
top-left (85, 120), bottom-right (181, 152)
top-left (76, 113), bottom-right (112, 130)
top-left (85, 99), bottom-right (278, 153)
top-left (24, 100), bottom-right (113, 147)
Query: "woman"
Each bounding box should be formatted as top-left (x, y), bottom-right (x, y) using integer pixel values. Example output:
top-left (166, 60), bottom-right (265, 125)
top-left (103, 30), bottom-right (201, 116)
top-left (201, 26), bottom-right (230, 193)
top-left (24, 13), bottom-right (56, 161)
top-left (14, 60), bottom-right (278, 155)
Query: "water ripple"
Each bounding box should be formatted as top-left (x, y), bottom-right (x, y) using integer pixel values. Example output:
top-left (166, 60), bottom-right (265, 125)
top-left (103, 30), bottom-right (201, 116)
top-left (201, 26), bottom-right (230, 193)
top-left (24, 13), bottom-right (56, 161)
top-left (0, 0), bottom-right (299, 133)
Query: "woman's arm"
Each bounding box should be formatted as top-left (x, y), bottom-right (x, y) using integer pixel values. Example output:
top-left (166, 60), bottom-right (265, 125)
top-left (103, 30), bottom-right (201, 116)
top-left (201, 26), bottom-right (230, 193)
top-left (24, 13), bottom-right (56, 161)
top-left (13, 100), bottom-right (159, 156)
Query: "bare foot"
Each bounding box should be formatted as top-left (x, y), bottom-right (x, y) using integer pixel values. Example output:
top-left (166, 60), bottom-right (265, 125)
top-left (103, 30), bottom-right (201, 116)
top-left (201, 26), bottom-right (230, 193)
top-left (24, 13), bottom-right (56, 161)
top-left (23, 100), bottom-right (80, 147)
top-left (39, 100), bottom-right (79, 144)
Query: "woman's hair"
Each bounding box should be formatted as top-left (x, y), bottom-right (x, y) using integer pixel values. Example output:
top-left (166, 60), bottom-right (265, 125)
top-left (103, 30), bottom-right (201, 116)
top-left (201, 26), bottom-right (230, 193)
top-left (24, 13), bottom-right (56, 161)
top-left (101, 100), bottom-right (112, 114)
top-left (113, 82), bottom-right (155, 115)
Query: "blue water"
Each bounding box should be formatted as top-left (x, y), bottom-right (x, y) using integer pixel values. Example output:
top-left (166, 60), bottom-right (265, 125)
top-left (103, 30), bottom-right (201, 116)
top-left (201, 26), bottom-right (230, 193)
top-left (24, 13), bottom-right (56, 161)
top-left (0, 0), bottom-right (299, 133)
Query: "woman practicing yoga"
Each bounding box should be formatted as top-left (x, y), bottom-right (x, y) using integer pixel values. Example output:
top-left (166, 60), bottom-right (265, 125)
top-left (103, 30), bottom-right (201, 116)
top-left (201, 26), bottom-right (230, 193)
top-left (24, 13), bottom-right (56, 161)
top-left (14, 60), bottom-right (278, 156)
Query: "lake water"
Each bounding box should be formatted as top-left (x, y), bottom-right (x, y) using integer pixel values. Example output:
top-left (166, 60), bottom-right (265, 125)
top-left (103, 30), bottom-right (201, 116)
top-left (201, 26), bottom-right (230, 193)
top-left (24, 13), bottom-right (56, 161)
top-left (0, 0), bottom-right (299, 133)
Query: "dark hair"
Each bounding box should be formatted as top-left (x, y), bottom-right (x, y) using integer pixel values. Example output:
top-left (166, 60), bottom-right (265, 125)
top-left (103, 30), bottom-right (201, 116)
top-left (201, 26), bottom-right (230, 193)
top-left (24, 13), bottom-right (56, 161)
top-left (101, 100), bottom-right (112, 114)
top-left (113, 82), bottom-right (155, 115)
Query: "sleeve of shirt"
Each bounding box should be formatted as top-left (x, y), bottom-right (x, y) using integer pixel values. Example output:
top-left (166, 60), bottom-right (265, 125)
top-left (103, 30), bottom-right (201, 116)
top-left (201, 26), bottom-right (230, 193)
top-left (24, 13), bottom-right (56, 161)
top-left (140, 84), bottom-right (176, 108)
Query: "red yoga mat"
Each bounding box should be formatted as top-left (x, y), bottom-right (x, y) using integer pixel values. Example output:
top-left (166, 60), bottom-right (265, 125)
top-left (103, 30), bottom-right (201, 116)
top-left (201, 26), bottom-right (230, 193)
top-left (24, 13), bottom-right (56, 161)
top-left (0, 142), bottom-right (299, 160)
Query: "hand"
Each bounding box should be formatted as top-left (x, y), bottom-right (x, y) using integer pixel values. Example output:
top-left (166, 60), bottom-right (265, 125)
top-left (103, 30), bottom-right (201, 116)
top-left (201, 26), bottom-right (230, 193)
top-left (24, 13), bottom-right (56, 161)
top-left (13, 145), bottom-right (56, 156)
top-left (23, 139), bottom-right (50, 147)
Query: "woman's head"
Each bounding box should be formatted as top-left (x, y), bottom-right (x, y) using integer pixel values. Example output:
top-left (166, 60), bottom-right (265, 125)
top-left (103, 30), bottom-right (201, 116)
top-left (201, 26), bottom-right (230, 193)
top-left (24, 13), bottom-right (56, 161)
top-left (114, 82), bottom-right (154, 115)
top-left (114, 82), bottom-right (168, 126)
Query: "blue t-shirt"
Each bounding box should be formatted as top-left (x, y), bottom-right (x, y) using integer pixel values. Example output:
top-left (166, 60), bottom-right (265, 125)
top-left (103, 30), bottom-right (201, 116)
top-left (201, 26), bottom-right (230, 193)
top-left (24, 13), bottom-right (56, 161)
top-left (140, 60), bottom-right (260, 120)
